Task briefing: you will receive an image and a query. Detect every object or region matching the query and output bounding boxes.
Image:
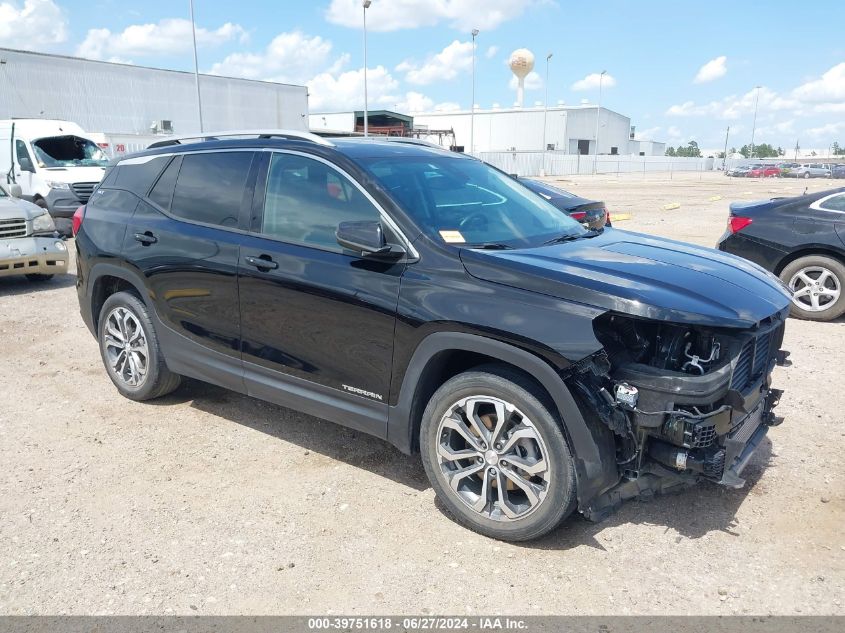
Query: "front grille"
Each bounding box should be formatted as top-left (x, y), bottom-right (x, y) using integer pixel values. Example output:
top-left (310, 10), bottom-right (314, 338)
top-left (0, 217), bottom-right (27, 238)
top-left (71, 182), bottom-right (98, 201)
top-left (730, 323), bottom-right (783, 392)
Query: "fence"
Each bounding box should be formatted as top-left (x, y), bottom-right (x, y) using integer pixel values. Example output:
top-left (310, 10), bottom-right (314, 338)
top-left (476, 152), bottom-right (715, 177)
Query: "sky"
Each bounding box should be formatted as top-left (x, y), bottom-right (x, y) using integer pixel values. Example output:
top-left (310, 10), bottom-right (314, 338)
top-left (1, 0), bottom-right (844, 151)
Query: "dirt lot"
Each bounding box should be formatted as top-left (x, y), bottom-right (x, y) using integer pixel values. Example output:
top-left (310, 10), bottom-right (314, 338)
top-left (0, 172), bottom-right (842, 615)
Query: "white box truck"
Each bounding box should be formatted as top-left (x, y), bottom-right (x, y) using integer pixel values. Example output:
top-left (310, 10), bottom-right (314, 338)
top-left (1, 119), bottom-right (109, 235)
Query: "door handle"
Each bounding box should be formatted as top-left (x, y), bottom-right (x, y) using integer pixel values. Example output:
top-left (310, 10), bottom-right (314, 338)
top-left (134, 231), bottom-right (158, 245)
top-left (245, 255), bottom-right (278, 270)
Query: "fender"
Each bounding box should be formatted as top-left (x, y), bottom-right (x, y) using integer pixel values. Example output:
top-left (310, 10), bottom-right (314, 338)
top-left (82, 261), bottom-right (154, 333)
top-left (387, 331), bottom-right (619, 509)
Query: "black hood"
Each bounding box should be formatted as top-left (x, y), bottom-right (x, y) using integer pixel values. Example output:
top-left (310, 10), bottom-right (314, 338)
top-left (460, 229), bottom-right (791, 329)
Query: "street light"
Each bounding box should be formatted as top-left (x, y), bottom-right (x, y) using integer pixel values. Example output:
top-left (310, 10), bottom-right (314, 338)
top-left (593, 70), bottom-right (607, 174)
top-left (470, 28), bottom-right (479, 154)
top-left (363, 0), bottom-right (372, 137)
top-left (749, 85), bottom-right (761, 158)
top-left (542, 52), bottom-right (553, 174)
top-left (189, 0), bottom-right (203, 133)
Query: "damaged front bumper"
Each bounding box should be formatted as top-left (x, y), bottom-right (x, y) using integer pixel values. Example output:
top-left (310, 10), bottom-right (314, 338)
top-left (577, 311), bottom-right (789, 521)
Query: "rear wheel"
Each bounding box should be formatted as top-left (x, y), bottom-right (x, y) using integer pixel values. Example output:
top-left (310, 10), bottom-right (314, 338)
top-left (97, 291), bottom-right (181, 400)
top-left (780, 255), bottom-right (845, 321)
top-left (804, 172), bottom-right (811, 179)
top-left (420, 365), bottom-right (576, 541)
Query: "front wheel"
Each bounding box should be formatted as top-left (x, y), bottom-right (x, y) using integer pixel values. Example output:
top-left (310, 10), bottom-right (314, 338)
top-left (781, 255), bottom-right (845, 321)
top-left (97, 291), bottom-right (181, 400)
top-left (804, 172), bottom-right (811, 179)
top-left (420, 365), bottom-right (577, 541)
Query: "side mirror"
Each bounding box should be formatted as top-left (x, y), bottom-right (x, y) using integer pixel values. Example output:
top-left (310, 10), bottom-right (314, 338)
top-left (336, 220), bottom-right (402, 257)
top-left (18, 157), bottom-right (35, 173)
top-left (9, 184), bottom-right (22, 198)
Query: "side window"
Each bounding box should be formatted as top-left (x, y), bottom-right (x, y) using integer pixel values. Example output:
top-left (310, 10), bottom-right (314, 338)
top-left (88, 188), bottom-right (140, 215)
top-left (113, 156), bottom-right (171, 196)
top-left (820, 194), bottom-right (845, 212)
top-left (170, 152), bottom-right (254, 227)
top-left (15, 140), bottom-right (32, 165)
top-left (148, 155), bottom-right (182, 211)
top-left (261, 153), bottom-right (380, 252)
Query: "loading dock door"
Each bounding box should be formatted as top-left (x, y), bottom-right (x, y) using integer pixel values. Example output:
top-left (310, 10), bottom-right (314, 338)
top-left (577, 139), bottom-right (591, 155)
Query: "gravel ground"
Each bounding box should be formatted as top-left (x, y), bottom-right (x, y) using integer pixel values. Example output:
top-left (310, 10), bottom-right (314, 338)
top-left (0, 172), bottom-right (842, 615)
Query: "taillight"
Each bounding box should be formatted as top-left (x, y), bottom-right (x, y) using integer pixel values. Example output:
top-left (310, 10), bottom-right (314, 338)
top-left (570, 211), bottom-right (587, 221)
top-left (729, 215), bottom-right (752, 233)
top-left (72, 205), bottom-right (85, 236)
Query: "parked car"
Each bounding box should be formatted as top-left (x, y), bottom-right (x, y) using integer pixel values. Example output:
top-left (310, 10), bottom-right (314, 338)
top-left (787, 163), bottom-right (832, 179)
top-left (831, 164), bottom-right (845, 179)
top-left (726, 165), bottom-right (751, 177)
top-left (746, 164), bottom-right (781, 178)
top-left (0, 182), bottom-right (68, 281)
top-left (75, 131), bottom-right (791, 541)
top-left (718, 187), bottom-right (845, 321)
top-left (777, 162), bottom-right (800, 177)
top-left (0, 119), bottom-right (109, 235)
top-left (518, 178), bottom-right (610, 229)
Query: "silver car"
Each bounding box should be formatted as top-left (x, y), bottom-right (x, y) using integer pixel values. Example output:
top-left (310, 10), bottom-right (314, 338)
top-left (0, 183), bottom-right (69, 281)
top-left (789, 163), bottom-right (833, 179)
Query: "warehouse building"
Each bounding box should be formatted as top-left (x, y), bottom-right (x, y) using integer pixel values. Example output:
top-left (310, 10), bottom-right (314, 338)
top-left (0, 47), bottom-right (308, 146)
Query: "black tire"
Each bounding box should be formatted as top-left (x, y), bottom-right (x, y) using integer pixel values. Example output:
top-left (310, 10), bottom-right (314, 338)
top-left (34, 198), bottom-right (48, 210)
top-left (97, 291), bottom-right (181, 400)
top-left (803, 172), bottom-right (811, 179)
top-left (420, 364), bottom-right (577, 541)
top-left (779, 255), bottom-right (845, 322)
top-left (25, 274), bottom-right (53, 282)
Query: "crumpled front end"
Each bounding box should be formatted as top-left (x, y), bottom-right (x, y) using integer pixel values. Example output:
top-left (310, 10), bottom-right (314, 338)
top-left (570, 309), bottom-right (790, 520)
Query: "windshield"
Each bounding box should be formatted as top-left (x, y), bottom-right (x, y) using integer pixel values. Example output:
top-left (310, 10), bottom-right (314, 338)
top-left (360, 156), bottom-right (585, 248)
top-left (32, 135), bottom-right (109, 168)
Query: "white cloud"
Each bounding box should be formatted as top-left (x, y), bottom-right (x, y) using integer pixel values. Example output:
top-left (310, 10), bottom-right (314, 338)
top-left (693, 56), bottom-right (727, 84)
top-left (307, 65), bottom-right (401, 111)
top-left (509, 70), bottom-right (542, 91)
top-left (394, 91), bottom-right (434, 113)
top-left (434, 102), bottom-right (461, 112)
top-left (485, 45), bottom-right (499, 59)
top-left (791, 62), bottom-right (845, 103)
top-left (634, 126), bottom-right (661, 140)
top-left (666, 86), bottom-right (798, 119)
top-left (326, 0), bottom-right (537, 31)
top-left (571, 72), bottom-right (616, 91)
top-left (397, 40), bottom-right (473, 85)
top-left (666, 126), bottom-right (683, 141)
top-left (210, 31), bottom-right (334, 84)
top-left (0, 0), bottom-right (66, 49)
top-left (76, 18), bottom-right (247, 60)
top-left (804, 121), bottom-right (845, 139)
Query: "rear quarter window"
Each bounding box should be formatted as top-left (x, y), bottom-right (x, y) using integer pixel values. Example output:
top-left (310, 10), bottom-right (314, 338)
top-left (113, 156), bottom-right (171, 196)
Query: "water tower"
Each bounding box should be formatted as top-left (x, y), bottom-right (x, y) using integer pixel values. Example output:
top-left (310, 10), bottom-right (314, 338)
top-left (509, 49), bottom-right (535, 107)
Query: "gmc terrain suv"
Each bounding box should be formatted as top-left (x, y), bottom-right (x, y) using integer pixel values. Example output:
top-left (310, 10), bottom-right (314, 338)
top-left (75, 131), bottom-right (791, 541)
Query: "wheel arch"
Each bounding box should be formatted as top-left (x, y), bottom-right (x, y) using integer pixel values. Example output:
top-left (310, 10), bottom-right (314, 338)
top-left (774, 247), bottom-right (845, 276)
top-left (87, 263), bottom-right (152, 332)
top-left (387, 332), bottom-right (619, 510)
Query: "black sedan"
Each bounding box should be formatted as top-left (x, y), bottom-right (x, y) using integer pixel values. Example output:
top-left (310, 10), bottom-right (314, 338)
top-left (519, 178), bottom-right (610, 229)
top-left (718, 187), bottom-right (845, 321)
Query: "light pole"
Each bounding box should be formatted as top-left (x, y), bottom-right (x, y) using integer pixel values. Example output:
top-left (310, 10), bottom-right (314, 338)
top-left (189, 0), bottom-right (203, 133)
top-left (541, 53), bottom-right (552, 175)
top-left (749, 85), bottom-right (761, 158)
top-left (362, 1), bottom-right (371, 137)
top-left (593, 70), bottom-right (607, 174)
top-left (722, 125), bottom-right (730, 170)
top-left (470, 28), bottom-right (479, 154)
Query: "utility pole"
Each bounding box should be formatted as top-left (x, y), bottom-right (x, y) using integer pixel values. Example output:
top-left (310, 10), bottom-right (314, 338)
top-left (794, 139), bottom-right (799, 160)
top-left (189, 0), bottom-right (203, 133)
top-left (592, 70), bottom-right (607, 175)
top-left (749, 85), bottom-right (761, 159)
top-left (470, 28), bottom-right (479, 154)
top-left (542, 52), bottom-right (552, 175)
top-left (362, 1), bottom-right (371, 137)
top-left (722, 125), bottom-right (730, 170)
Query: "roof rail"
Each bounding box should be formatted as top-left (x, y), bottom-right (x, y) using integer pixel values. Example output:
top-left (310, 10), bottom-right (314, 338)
top-left (376, 137), bottom-right (447, 150)
top-left (147, 129), bottom-right (335, 149)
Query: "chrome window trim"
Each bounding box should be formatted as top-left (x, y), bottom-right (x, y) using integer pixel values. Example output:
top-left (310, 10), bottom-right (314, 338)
top-left (810, 192), bottom-right (845, 213)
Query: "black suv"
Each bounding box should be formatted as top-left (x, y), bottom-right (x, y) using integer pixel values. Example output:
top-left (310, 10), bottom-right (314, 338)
top-left (76, 131), bottom-right (792, 541)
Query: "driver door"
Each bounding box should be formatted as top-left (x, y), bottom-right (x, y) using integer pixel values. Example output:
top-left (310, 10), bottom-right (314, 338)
top-left (237, 151), bottom-right (406, 436)
top-left (14, 140), bottom-right (34, 196)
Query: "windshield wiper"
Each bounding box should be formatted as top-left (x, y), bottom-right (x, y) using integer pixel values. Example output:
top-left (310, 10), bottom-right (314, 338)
top-left (466, 242), bottom-right (515, 250)
top-left (542, 228), bottom-right (603, 246)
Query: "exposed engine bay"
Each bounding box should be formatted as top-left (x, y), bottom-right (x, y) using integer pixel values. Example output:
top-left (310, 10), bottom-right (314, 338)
top-left (569, 310), bottom-right (790, 521)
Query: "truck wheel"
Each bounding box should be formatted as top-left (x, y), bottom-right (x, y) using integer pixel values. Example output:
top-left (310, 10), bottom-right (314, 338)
top-left (25, 274), bottom-right (54, 282)
top-left (97, 291), bottom-right (181, 401)
top-left (781, 255), bottom-right (845, 321)
top-left (420, 365), bottom-right (576, 541)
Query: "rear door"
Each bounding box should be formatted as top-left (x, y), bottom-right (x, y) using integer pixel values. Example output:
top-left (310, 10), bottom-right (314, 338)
top-left (122, 150), bottom-right (259, 389)
top-left (237, 150), bottom-right (406, 436)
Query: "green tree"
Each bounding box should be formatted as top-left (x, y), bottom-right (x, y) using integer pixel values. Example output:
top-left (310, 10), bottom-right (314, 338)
top-left (674, 140), bottom-right (702, 158)
top-left (833, 141), bottom-right (844, 156)
top-left (739, 143), bottom-right (779, 158)
top-left (665, 146), bottom-right (676, 157)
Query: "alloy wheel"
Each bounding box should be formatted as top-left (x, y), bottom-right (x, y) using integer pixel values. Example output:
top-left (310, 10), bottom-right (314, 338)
top-left (789, 266), bottom-right (841, 312)
top-left (102, 306), bottom-right (149, 387)
top-left (436, 396), bottom-right (551, 522)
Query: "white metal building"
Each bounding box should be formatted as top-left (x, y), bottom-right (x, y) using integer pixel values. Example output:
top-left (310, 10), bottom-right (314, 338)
top-left (412, 105), bottom-right (656, 155)
top-left (0, 47), bottom-right (308, 140)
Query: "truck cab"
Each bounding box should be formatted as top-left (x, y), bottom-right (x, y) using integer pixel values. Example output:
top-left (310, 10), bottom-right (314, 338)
top-left (0, 119), bottom-right (108, 235)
